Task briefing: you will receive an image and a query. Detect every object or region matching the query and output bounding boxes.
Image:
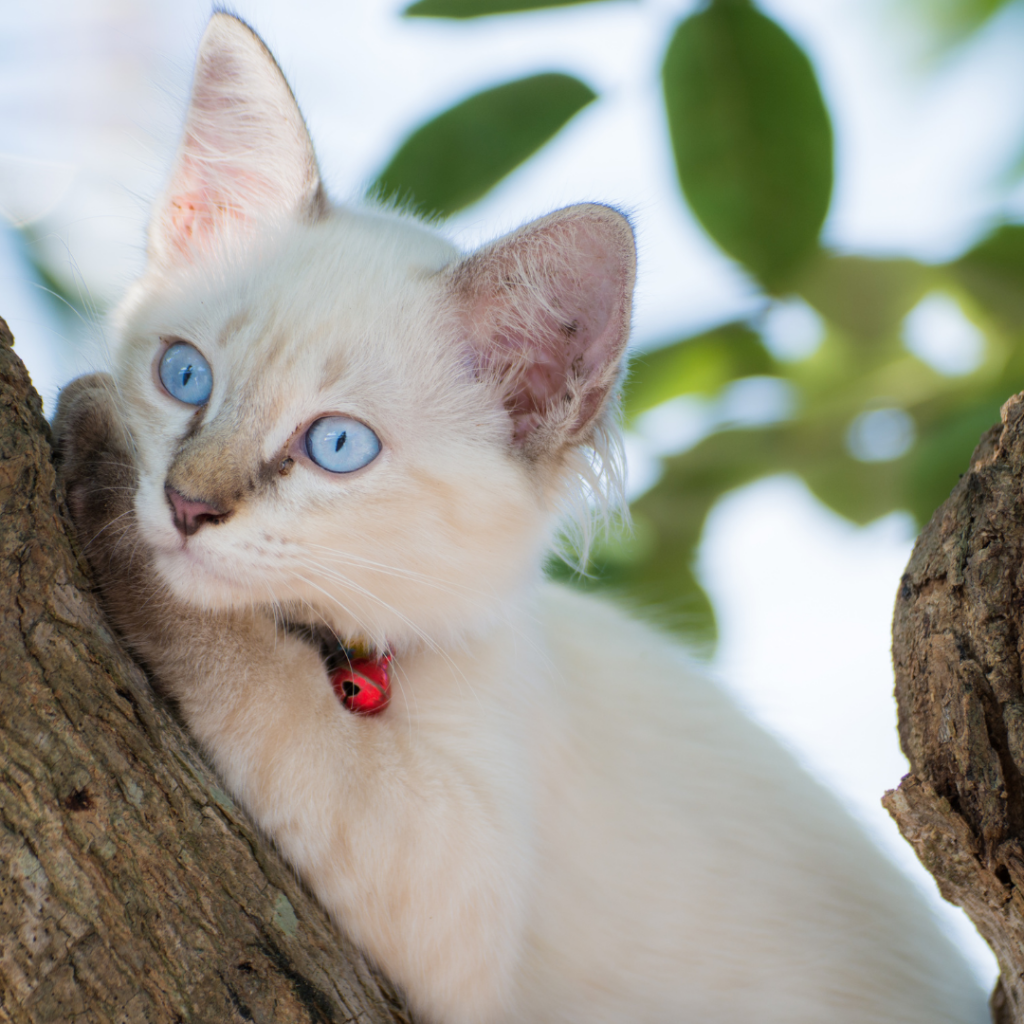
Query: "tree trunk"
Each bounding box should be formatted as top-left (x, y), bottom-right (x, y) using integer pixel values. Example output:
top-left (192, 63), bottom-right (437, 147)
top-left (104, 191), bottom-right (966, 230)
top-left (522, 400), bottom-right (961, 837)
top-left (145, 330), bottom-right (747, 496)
top-left (885, 392), bottom-right (1024, 1023)
top-left (0, 317), bottom-right (411, 1022)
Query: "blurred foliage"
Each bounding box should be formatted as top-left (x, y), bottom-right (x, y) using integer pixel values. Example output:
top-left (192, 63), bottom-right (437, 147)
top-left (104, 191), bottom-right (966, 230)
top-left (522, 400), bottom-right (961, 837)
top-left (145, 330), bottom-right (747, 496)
top-left (372, 74), bottom-right (595, 217)
top-left (663, 0), bottom-right (832, 291)
top-left (624, 323), bottom-right (772, 416)
top-left (20, 0), bottom-right (1024, 648)
top-left (906, 0), bottom-right (1019, 40)
top-left (404, 0), bottom-right (630, 15)
top-left (381, 0), bottom-right (1024, 645)
top-left (955, 225), bottom-right (1024, 326)
top-left (13, 225), bottom-right (92, 337)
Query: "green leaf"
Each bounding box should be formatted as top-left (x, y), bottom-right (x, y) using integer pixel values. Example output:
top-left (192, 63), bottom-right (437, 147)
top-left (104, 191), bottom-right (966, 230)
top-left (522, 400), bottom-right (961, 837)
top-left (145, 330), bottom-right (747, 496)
top-left (612, 426), bottom-right (793, 643)
top-left (908, 398), bottom-right (1002, 522)
top-left (662, 0), bottom-right (833, 290)
top-left (404, 0), bottom-right (627, 16)
top-left (371, 74), bottom-right (596, 218)
top-left (599, 508), bottom-right (720, 649)
top-left (954, 224), bottom-right (1024, 329)
top-left (802, 447), bottom-right (909, 524)
top-left (624, 323), bottom-right (774, 418)
top-left (796, 253), bottom-right (932, 344)
top-left (905, 0), bottom-right (1016, 44)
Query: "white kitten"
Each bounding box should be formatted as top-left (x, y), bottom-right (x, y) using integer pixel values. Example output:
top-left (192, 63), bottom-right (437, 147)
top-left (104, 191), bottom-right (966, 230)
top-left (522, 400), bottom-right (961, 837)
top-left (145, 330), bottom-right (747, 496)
top-left (54, 14), bottom-right (988, 1023)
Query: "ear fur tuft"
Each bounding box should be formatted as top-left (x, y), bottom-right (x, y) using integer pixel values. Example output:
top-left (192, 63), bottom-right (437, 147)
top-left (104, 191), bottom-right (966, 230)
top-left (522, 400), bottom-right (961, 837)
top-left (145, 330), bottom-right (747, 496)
top-left (149, 12), bottom-right (323, 267)
top-left (450, 204), bottom-right (636, 462)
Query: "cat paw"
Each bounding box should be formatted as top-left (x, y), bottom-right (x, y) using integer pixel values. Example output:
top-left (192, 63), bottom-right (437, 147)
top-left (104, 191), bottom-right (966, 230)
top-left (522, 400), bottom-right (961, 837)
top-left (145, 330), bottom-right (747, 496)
top-left (52, 373), bottom-right (138, 554)
top-left (54, 375), bottom-right (199, 673)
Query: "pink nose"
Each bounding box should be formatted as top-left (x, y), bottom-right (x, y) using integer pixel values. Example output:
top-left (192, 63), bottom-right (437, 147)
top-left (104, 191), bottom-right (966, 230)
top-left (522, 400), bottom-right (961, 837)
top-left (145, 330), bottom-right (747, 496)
top-left (165, 484), bottom-right (227, 537)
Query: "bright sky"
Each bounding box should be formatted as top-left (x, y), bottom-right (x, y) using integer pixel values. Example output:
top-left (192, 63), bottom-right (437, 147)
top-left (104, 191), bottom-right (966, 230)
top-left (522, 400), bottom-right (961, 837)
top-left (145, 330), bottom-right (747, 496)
top-left (3, 0), bottom-right (1019, 985)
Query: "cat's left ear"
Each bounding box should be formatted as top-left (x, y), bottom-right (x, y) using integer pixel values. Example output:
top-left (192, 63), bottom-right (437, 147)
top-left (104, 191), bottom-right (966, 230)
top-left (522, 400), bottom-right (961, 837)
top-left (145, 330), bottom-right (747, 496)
top-left (451, 204), bottom-right (635, 460)
top-left (148, 13), bottom-right (324, 268)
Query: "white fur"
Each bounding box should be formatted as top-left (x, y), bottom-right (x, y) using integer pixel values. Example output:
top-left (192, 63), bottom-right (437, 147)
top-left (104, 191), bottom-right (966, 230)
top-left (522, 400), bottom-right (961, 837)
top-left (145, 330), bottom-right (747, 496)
top-left (104, 14), bottom-right (988, 1023)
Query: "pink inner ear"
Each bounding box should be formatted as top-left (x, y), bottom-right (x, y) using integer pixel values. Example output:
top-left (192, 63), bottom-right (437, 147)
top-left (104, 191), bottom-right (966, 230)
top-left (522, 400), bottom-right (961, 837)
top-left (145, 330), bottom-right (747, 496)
top-left (510, 266), bottom-right (622, 433)
top-left (148, 14), bottom-right (321, 268)
top-left (164, 158), bottom-right (266, 261)
top-left (166, 183), bottom-right (224, 259)
top-left (458, 206), bottom-right (635, 452)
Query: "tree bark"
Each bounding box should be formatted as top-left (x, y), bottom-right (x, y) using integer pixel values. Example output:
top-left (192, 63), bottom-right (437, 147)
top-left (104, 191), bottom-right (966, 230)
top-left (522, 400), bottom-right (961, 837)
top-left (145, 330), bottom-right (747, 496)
top-left (885, 392), bottom-right (1024, 1023)
top-left (0, 317), bottom-right (412, 1022)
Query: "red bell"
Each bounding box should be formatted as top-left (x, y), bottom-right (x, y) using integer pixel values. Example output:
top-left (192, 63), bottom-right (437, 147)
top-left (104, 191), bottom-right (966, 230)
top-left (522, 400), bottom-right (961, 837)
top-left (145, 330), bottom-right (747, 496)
top-left (330, 653), bottom-right (391, 715)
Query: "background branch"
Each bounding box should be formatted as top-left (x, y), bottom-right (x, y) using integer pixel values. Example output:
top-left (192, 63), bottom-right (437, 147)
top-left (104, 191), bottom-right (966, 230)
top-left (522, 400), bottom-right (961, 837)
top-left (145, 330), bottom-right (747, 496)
top-left (886, 394), bottom-right (1024, 1023)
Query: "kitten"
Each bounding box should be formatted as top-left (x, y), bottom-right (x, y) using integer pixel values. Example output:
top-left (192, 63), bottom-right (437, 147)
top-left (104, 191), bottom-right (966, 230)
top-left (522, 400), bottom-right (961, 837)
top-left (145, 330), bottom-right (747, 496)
top-left (54, 13), bottom-right (988, 1024)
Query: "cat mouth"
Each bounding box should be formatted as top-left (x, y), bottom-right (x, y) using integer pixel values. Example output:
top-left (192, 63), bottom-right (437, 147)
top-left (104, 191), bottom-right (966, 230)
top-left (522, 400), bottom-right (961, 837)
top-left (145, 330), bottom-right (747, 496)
top-left (153, 536), bottom-right (240, 591)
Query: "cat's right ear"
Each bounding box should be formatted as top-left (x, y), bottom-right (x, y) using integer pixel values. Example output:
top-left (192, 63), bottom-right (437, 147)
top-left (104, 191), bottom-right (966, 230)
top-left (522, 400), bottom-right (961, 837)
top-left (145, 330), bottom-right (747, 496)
top-left (147, 13), bottom-right (324, 268)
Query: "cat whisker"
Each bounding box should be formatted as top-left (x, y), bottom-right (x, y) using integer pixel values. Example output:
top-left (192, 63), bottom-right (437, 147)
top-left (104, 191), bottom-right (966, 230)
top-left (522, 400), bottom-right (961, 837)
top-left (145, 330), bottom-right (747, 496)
top-left (289, 565), bottom-right (444, 658)
top-left (289, 562), bottom-right (481, 714)
top-left (303, 549), bottom-right (540, 673)
top-left (302, 544), bottom-right (488, 598)
top-left (285, 572), bottom-right (390, 652)
top-left (78, 507), bottom-right (136, 553)
top-left (30, 282), bottom-right (95, 333)
top-left (290, 557), bottom-right (451, 645)
top-left (292, 554), bottom-right (475, 608)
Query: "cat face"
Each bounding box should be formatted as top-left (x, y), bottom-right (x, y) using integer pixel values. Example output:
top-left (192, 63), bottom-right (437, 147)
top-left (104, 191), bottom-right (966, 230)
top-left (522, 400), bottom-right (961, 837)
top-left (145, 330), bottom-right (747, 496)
top-left (108, 13), bottom-right (635, 651)
top-left (113, 213), bottom-right (549, 648)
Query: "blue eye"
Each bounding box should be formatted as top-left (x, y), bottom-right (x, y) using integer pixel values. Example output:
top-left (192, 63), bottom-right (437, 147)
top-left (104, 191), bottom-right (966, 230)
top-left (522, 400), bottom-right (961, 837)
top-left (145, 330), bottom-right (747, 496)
top-left (305, 416), bottom-right (381, 474)
top-left (159, 342), bottom-right (212, 406)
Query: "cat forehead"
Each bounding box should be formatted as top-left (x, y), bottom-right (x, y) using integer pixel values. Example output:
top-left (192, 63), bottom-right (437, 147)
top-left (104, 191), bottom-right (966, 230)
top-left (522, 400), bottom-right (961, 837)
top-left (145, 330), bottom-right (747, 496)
top-left (114, 208), bottom-right (496, 447)
top-left (123, 208), bottom-right (460, 354)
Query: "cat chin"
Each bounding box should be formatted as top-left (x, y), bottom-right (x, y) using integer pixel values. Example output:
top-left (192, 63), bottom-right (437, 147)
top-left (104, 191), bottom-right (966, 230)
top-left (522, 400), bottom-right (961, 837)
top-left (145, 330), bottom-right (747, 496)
top-left (132, 475), bottom-right (241, 604)
top-left (151, 547), bottom-right (253, 611)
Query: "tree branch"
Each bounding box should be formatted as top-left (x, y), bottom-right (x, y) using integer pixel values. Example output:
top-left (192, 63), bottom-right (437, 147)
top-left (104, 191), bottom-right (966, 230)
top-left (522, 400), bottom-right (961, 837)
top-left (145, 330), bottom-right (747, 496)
top-left (886, 395), bottom-right (1024, 1023)
top-left (0, 317), bottom-right (411, 1022)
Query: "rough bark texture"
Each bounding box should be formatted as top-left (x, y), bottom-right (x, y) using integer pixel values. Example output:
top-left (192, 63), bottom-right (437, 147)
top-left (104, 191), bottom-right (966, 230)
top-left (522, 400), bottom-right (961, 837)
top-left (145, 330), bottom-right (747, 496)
top-left (886, 391), bottom-right (1024, 1023)
top-left (0, 318), bottom-right (412, 1022)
